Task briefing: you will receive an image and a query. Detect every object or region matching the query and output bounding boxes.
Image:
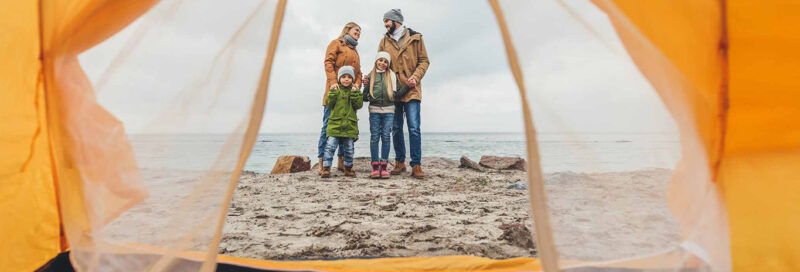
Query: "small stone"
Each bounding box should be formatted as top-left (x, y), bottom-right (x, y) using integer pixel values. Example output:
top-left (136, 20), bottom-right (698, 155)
top-left (458, 156), bottom-right (483, 172)
top-left (479, 156), bottom-right (527, 171)
top-left (506, 183), bottom-right (527, 190)
top-left (270, 155), bottom-right (311, 174)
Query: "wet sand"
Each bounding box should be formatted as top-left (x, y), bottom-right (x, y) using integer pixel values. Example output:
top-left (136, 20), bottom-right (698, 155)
top-left (220, 157), bottom-right (680, 261)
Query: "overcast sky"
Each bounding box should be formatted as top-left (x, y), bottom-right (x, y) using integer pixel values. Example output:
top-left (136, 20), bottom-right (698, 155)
top-left (80, 0), bottom-right (677, 134)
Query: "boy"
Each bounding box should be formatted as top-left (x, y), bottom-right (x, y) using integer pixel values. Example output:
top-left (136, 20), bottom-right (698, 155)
top-left (321, 66), bottom-right (363, 178)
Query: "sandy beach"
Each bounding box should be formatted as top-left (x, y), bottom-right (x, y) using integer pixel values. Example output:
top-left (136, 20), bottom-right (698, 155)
top-left (219, 157), bottom-right (681, 261)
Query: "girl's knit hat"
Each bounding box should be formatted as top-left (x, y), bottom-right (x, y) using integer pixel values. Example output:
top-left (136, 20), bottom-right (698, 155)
top-left (337, 65), bottom-right (355, 80)
top-left (376, 51), bottom-right (391, 63)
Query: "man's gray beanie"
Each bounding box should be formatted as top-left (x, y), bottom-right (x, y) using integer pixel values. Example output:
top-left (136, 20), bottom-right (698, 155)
top-left (384, 9), bottom-right (403, 24)
top-left (337, 65), bottom-right (355, 80)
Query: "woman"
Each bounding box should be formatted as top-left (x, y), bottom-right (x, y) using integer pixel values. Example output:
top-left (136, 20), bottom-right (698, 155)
top-left (318, 22), bottom-right (362, 175)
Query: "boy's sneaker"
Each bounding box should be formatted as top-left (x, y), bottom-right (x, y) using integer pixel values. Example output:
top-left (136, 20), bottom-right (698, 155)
top-left (380, 161), bottom-right (390, 179)
top-left (344, 166), bottom-right (356, 177)
top-left (321, 166), bottom-right (331, 178)
top-left (370, 161), bottom-right (380, 179)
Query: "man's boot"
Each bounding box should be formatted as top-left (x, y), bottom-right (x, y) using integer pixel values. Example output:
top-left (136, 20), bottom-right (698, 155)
top-left (317, 157), bottom-right (324, 176)
top-left (390, 161), bottom-right (406, 174)
top-left (321, 166), bottom-right (331, 178)
top-left (337, 157), bottom-right (345, 172)
top-left (412, 165), bottom-right (424, 179)
top-left (344, 165), bottom-right (356, 177)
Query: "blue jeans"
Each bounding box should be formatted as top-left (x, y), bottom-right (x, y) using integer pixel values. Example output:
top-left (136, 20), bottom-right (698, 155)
top-left (369, 113), bottom-right (394, 162)
top-left (393, 100), bottom-right (421, 166)
top-left (318, 106), bottom-right (343, 158)
top-left (323, 137), bottom-right (354, 167)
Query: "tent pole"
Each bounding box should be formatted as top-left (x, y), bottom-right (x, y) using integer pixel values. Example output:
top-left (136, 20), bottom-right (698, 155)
top-left (488, 1), bottom-right (559, 271)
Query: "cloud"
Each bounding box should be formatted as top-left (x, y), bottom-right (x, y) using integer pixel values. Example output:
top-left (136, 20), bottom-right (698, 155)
top-left (79, 0), bottom-right (677, 135)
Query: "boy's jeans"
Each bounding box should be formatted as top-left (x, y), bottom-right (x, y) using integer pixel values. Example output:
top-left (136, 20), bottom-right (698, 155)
top-left (393, 100), bottom-right (421, 166)
top-left (369, 112), bottom-right (394, 162)
top-left (318, 106), bottom-right (343, 159)
top-left (323, 137), bottom-right (354, 168)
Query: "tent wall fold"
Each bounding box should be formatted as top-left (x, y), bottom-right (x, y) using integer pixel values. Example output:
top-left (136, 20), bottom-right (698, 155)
top-left (37, 0), bottom-right (159, 270)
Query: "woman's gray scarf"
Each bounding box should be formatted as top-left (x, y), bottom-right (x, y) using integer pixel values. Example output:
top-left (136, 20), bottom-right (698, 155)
top-left (344, 34), bottom-right (358, 47)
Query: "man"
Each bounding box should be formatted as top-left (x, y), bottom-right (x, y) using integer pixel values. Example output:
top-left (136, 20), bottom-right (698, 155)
top-left (377, 9), bottom-right (430, 179)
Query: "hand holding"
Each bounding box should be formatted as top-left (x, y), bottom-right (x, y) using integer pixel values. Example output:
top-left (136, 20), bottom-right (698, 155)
top-left (329, 84), bottom-right (338, 90)
top-left (406, 77), bottom-right (417, 88)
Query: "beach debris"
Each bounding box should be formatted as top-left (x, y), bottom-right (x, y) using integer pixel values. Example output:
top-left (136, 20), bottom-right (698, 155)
top-left (404, 225), bottom-right (436, 236)
top-left (308, 225), bottom-right (341, 237)
top-left (506, 183), bottom-right (527, 190)
top-left (270, 155), bottom-right (311, 174)
top-left (459, 156), bottom-right (484, 172)
top-left (479, 156), bottom-right (527, 171)
top-left (498, 224), bottom-right (536, 249)
top-left (379, 202), bottom-right (399, 211)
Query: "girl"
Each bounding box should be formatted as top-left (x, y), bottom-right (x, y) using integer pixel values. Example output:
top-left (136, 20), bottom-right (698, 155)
top-left (362, 52), bottom-right (409, 178)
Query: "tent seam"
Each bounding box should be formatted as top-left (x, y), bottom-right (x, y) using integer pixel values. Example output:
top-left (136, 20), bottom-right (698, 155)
top-left (713, 0), bottom-right (730, 182)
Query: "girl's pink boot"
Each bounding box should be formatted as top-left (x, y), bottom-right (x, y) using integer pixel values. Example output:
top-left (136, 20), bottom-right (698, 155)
top-left (380, 161), bottom-right (391, 179)
top-left (370, 161), bottom-right (380, 179)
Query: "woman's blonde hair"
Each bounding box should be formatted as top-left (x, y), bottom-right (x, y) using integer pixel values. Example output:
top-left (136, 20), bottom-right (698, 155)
top-left (338, 22), bottom-right (360, 39)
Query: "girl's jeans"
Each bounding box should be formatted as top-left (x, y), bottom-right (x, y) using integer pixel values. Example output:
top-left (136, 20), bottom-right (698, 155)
top-left (369, 112), bottom-right (394, 162)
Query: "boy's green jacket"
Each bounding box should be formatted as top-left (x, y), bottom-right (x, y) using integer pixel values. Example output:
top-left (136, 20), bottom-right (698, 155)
top-left (326, 86), bottom-right (363, 139)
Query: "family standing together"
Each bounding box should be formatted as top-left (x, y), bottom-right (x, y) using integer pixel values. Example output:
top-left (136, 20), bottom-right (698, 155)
top-left (317, 9), bottom-right (430, 180)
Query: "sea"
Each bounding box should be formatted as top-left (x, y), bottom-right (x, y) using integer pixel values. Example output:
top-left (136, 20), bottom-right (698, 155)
top-left (130, 132), bottom-right (680, 174)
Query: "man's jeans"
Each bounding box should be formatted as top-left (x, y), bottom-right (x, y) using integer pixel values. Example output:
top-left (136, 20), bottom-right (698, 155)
top-left (393, 100), bottom-right (421, 166)
top-left (323, 137), bottom-right (354, 167)
top-left (369, 112), bottom-right (394, 162)
top-left (318, 106), bottom-right (343, 159)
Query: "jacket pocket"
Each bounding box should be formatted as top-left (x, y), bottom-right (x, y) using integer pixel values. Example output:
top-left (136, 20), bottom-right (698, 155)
top-left (347, 116), bottom-right (359, 135)
top-left (328, 116), bottom-right (343, 133)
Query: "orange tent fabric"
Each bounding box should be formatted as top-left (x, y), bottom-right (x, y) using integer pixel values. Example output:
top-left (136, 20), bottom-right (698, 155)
top-left (1, 1), bottom-right (156, 271)
top-left (4, 0), bottom-right (798, 271)
top-left (595, 0), bottom-right (800, 271)
top-left (722, 1), bottom-right (800, 270)
top-left (40, 0), bottom-right (158, 256)
top-left (0, 2), bottom-right (61, 271)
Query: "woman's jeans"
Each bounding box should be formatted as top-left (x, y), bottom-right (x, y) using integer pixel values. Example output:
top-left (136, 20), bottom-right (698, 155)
top-left (323, 137), bottom-right (354, 168)
top-left (393, 100), bottom-right (421, 166)
top-left (369, 112), bottom-right (394, 162)
top-left (318, 106), bottom-right (343, 159)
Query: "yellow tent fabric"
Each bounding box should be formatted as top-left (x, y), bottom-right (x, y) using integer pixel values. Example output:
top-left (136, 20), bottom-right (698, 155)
top-left (0, 2), bottom-right (61, 271)
top-left (594, 0), bottom-right (800, 271)
top-left (1, 0), bottom-right (156, 271)
top-left (723, 1), bottom-right (800, 270)
top-left (3, 0), bottom-right (798, 271)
